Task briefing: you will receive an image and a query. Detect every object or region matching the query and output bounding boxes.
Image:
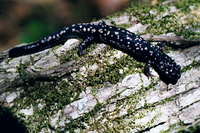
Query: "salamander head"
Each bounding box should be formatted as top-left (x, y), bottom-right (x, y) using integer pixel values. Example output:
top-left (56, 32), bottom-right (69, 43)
top-left (154, 54), bottom-right (181, 85)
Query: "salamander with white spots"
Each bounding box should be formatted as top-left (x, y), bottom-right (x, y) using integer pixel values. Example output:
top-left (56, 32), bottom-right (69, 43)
top-left (9, 21), bottom-right (181, 84)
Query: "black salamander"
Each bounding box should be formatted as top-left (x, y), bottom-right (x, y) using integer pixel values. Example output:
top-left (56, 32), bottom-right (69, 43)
top-left (9, 21), bottom-right (181, 84)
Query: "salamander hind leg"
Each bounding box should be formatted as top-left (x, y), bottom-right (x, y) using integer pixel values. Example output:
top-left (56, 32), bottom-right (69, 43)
top-left (78, 36), bottom-right (94, 56)
top-left (144, 60), bottom-right (154, 78)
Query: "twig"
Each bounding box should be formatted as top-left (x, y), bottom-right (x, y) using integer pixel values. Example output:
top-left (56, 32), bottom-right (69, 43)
top-left (141, 34), bottom-right (200, 49)
top-left (0, 57), bottom-right (91, 94)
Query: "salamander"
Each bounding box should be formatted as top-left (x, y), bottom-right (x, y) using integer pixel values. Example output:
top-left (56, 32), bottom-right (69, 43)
top-left (9, 21), bottom-right (181, 84)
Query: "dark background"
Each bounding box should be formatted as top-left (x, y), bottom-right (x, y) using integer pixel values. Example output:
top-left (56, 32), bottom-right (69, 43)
top-left (0, 0), bottom-right (153, 52)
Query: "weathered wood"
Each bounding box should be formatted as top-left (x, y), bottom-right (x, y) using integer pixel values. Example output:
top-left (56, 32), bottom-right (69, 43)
top-left (0, 1), bottom-right (200, 132)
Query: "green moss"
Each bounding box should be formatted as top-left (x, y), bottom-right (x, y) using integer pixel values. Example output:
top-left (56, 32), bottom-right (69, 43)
top-left (162, 121), bottom-right (200, 133)
top-left (16, 59), bottom-right (31, 77)
top-left (10, 73), bottom-right (86, 132)
top-left (54, 48), bottom-right (79, 64)
top-left (0, 68), bottom-right (9, 74)
top-left (181, 60), bottom-right (200, 73)
top-left (124, 0), bottom-right (200, 39)
top-left (5, 58), bottom-right (12, 64)
top-left (180, 125), bottom-right (200, 133)
top-left (78, 51), bottom-right (145, 89)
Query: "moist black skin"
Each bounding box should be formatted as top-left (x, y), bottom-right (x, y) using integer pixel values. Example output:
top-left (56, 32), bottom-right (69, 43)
top-left (9, 21), bottom-right (181, 84)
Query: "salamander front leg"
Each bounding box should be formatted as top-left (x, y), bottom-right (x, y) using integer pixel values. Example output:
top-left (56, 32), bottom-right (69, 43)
top-left (144, 60), bottom-right (154, 78)
top-left (78, 36), bottom-right (94, 56)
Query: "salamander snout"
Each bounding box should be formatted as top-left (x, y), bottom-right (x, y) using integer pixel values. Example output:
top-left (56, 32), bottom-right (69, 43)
top-left (155, 56), bottom-right (181, 84)
top-left (167, 64), bottom-right (181, 80)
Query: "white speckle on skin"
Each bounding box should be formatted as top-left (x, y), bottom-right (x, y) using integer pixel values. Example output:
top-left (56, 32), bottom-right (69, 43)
top-left (60, 30), bottom-right (65, 35)
top-left (115, 31), bottom-right (119, 35)
top-left (72, 28), bottom-right (76, 32)
top-left (47, 36), bottom-right (52, 41)
top-left (92, 29), bottom-right (96, 32)
top-left (117, 35), bottom-right (120, 40)
top-left (126, 36), bottom-right (132, 40)
top-left (83, 28), bottom-right (86, 32)
top-left (149, 51), bottom-right (153, 56)
top-left (99, 29), bottom-right (103, 33)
